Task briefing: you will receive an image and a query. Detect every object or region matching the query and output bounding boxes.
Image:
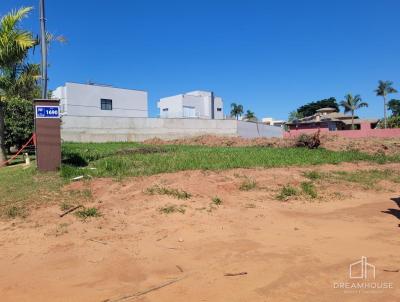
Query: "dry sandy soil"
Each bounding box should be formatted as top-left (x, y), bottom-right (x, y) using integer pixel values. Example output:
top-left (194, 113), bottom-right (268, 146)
top-left (1, 163), bottom-right (399, 302)
top-left (144, 134), bottom-right (400, 156)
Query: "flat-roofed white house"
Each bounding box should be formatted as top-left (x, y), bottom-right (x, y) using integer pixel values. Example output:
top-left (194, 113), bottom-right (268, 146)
top-left (52, 82), bottom-right (148, 118)
top-left (157, 90), bottom-right (224, 119)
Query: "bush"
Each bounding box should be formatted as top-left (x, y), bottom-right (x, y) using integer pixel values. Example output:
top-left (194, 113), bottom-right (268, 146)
top-left (295, 131), bottom-right (320, 149)
top-left (4, 97), bottom-right (34, 150)
top-left (387, 116), bottom-right (400, 128)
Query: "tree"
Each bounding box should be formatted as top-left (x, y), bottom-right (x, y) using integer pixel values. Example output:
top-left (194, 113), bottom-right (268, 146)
top-left (388, 99), bottom-right (400, 116)
top-left (230, 103), bottom-right (244, 120)
top-left (375, 80), bottom-right (398, 128)
top-left (244, 110), bottom-right (256, 121)
top-left (288, 110), bottom-right (304, 122)
top-left (0, 7), bottom-right (36, 162)
top-left (339, 94), bottom-right (368, 129)
top-left (297, 97), bottom-right (339, 117)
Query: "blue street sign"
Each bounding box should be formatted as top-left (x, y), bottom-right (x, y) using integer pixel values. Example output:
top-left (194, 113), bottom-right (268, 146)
top-left (35, 106), bottom-right (60, 119)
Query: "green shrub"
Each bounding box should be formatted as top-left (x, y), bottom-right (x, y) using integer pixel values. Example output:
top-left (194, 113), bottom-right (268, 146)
top-left (4, 97), bottom-right (34, 149)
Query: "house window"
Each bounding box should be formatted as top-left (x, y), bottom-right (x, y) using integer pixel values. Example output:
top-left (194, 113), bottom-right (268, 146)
top-left (101, 99), bottom-right (112, 110)
top-left (163, 108), bottom-right (168, 111)
top-left (217, 108), bottom-right (222, 112)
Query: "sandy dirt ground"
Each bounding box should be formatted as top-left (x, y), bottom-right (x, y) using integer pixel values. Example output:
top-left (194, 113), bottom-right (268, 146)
top-left (144, 134), bottom-right (400, 156)
top-left (0, 163), bottom-right (399, 302)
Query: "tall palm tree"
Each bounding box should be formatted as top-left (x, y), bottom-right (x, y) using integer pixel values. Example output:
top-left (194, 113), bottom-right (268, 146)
top-left (230, 103), bottom-right (244, 120)
top-left (244, 110), bottom-right (256, 121)
top-left (375, 80), bottom-right (398, 128)
top-left (0, 7), bottom-right (36, 163)
top-left (339, 94), bottom-right (368, 129)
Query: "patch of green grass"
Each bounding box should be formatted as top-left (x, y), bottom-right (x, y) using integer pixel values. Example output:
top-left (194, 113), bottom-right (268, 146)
top-left (60, 143), bottom-right (398, 179)
top-left (239, 178), bottom-right (257, 191)
top-left (146, 185), bottom-right (191, 199)
top-left (303, 170), bottom-right (322, 180)
top-left (75, 207), bottom-right (101, 219)
top-left (211, 196), bottom-right (223, 206)
top-left (159, 204), bottom-right (186, 214)
top-left (276, 185), bottom-right (298, 201)
top-left (300, 181), bottom-right (318, 198)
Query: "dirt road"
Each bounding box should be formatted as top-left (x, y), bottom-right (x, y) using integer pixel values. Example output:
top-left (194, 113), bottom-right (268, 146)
top-left (1, 163), bottom-right (399, 301)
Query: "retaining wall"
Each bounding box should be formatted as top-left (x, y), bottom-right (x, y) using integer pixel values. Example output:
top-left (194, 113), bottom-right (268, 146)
top-left (61, 116), bottom-right (283, 142)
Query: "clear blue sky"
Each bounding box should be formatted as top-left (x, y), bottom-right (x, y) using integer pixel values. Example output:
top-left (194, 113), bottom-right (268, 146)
top-left (2, 0), bottom-right (400, 119)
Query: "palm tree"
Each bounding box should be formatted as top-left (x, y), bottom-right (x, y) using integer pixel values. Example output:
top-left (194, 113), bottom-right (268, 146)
top-left (244, 110), bottom-right (256, 121)
top-left (375, 80), bottom-right (398, 128)
top-left (0, 7), bottom-right (36, 163)
top-left (230, 103), bottom-right (244, 120)
top-left (339, 94), bottom-right (368, 129)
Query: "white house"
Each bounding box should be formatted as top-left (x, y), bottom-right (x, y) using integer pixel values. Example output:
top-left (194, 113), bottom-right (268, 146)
top-left (157, 90), bottom-right (224, 119)
top-left (262, 117), bottom-right (285, 127)
top-left (52, 82), bottom-right (148, 118)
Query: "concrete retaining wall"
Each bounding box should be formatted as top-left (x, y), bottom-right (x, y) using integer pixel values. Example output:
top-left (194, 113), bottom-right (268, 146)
top-left (61, 116), bottom-right (283, 142)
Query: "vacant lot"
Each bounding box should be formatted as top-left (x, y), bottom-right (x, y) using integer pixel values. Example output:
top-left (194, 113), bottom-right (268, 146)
top-left (0, 142), bottom-right (399, 301)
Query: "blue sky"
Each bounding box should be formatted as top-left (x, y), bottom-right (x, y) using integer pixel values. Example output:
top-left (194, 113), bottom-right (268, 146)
top-left (2, 0), bottom-right (400, 119)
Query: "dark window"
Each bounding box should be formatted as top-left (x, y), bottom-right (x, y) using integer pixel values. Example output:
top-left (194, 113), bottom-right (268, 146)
top-left (163, 108), bottom-right (169, 111)
top-left (217, 108), bottom-right (222, 112)
top-left (101, 99), bottom-right (112, 110)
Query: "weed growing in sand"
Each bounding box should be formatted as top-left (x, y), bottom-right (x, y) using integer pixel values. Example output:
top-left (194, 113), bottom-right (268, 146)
top-left (239, 178), bottom-right (257, 191)
top-left (212, 197), bottom-right (223, 206)
top-left (75, 207), bottom-right (101, 219)
top-left (276, 185), bottom-right (298, 201)
top-left (146, 185), bottom-right (191, 200)
top-left (301, 181), bottom-right (318, 198)
top-left (303, 171), bottom-right (323, 180)
top-left (4, 205), bottom-right (27, 219)
top-left (159, 204), bottom-right (186, 214)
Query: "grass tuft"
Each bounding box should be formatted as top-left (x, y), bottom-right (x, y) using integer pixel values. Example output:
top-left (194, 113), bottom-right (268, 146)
top-left (303, 170), bottom-right (322, 180)
top-left (300, 181), bottom-right (318, 198)
top-left (75, 207), bottom-right (101, 219)
top-left (159, 204), bottom-right (186, 214)
top-left (239, 178), bottom-right (257, 191)
top-left (211, 196), bottom-right (223, 206)
top-left (146, 185), bottom-right (191, 199)
top-left (276, 185), bottom-right (298, 201)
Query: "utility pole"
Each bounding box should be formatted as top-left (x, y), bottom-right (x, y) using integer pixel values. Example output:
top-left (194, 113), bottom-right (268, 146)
top-left (39, 0), bottom-right (48, 99)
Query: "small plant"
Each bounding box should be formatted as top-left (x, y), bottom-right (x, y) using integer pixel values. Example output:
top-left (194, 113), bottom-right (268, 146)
top-left (303, 170), bottom-right (322, 180)
top-left (146, 185), bottom-right (191, 200)
top-left (301, 181), bottom-right (318, 198)
top-left (295, 131), bottom-right (320, 149)
top-left (5, 205), bottom-right (27, 219)
top-left (276, 185), bottom-right (298, 201)
top-left (212, 196), bottom-right (223, 206)
top-left (75, 207), bottom-right (101, 219)
top-left (239, 178), bottom-right (257, 191)
top-left (159, 204), bottom-right (186, 214)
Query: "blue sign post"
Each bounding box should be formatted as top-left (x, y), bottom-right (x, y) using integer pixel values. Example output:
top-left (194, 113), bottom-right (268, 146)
top-left (35, 106), bottom-right (60, 119)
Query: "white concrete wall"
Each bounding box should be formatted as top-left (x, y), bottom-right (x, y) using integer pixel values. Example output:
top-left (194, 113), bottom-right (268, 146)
top-left (61, 116), bottom-right (283, 142)
top-left (237, 121), bottom-right (284, 138)
top-left (53, 82), bottom-right (148, 118)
